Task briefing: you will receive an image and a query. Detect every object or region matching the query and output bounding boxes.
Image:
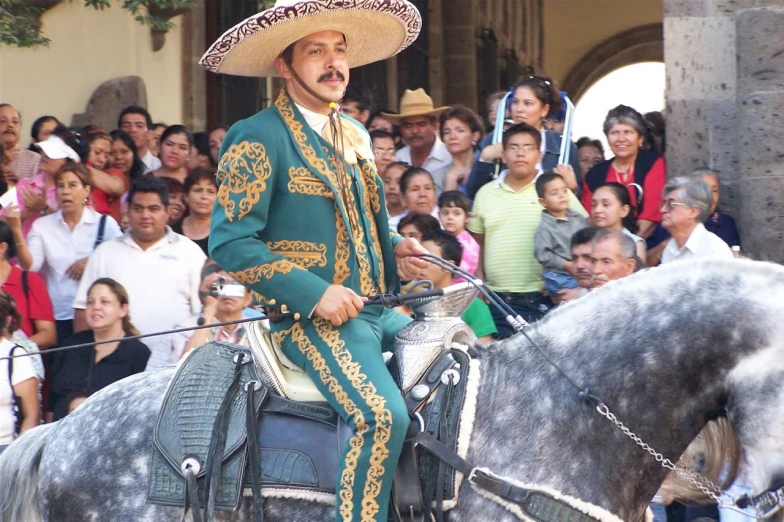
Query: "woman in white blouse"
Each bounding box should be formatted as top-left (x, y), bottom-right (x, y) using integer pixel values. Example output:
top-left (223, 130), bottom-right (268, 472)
top-left (0, 291), bottom-right (40, 455)
top-left (15, 163), bottom-right (121, 343)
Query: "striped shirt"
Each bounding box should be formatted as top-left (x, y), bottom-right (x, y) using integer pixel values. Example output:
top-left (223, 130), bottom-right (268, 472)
top-left (469, 172), bottom-right (587, 293)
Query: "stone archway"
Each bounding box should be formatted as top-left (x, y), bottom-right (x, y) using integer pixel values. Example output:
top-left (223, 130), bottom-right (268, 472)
top-left (561, 23), bottom-right (663, 103)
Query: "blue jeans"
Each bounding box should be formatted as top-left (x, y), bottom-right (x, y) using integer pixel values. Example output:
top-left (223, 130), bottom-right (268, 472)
top-left (542, 271), bottom-right (578, 295)
top-left (489, 292), bottom-right (552, 338)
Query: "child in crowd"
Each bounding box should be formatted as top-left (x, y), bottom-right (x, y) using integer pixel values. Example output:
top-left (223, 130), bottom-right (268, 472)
top-left (370, 130), bottom-right (397, 176)
top-left (438, 190), bottom-right (479, 279)
top-left (591, 182), bottom-right (646, 259)
top-left (383, 161), bottom-right (409, 232)
top-left (533, 172), bottom-right (588, 296)
top-left (397, 212), bottom-right (440, 242)
top-left (418, 230), bottom-right (496, 344)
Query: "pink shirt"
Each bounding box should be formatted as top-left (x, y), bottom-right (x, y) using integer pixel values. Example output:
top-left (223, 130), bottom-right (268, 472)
top-left (454, 230), bottom-right (479, 283)
top-left (16, 172), bottom-right (59, 238)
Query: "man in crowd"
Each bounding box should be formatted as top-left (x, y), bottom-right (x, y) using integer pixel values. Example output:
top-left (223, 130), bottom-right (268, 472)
top-left (118, 105), bottom-right (161, 173)
top-left (590, 229), bottom-right (637, 287)
top-left (339, 83), bottom-right (373, 126)
top-left (73, 176), bottom-right (205, 369)
top-left (555, 226), bottom-right (599, 303)
top-left (0, 103), bottom-right (40, 183)
top-left (200, 1), bottom-right (426, 519)
top-left (660, 176), bottom-right (733, 264)
top-left (469, 123), bottom-right (586, 337)
top-left (385, 88), bottom-right (452, 171)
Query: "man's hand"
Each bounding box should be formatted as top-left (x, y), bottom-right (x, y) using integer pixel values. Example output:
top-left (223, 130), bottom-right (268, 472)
top-left (314, 285), bottom-right (364, 327)
top-left (394, 237), bottom-right (429, 281)
top-left (556, 288), bottom-right (584, 303)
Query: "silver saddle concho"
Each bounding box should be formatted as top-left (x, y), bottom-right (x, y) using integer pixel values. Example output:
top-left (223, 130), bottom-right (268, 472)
top-left (247, 281), bottom-right (479, 400)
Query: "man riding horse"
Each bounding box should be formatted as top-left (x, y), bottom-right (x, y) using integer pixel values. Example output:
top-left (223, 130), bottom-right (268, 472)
top-left (201, 1), bottom-right (425, 520)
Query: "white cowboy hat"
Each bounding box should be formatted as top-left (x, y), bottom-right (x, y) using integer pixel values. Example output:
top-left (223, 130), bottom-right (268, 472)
top-left (199, 0), bottom-right (422, 77)
top-left (381, 88), bottom-right (449, 122)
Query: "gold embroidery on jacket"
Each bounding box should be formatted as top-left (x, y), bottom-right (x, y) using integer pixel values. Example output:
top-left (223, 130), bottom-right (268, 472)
top-left (314, 318), bottom-right (392, 521)
top-left (356, 164), bottom-right (386, 293)
top-left (334, 205), bottom-right (351, 285)
top-left (229, 260), bottom-right (301, 284)
top-left (216, 141), bottom-right (272, 222)
top-left (266, 240), bottom-right (328, 269)
top-left (360, 160), bottom-right (382, 214)
top-left (286, 322), bottom-right (367, 521)
top-left (287, 166), bottom-right (334, 199)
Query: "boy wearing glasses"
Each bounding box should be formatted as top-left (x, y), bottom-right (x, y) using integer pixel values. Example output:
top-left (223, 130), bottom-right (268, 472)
top-left (468, 124), bottom-right (587, 337)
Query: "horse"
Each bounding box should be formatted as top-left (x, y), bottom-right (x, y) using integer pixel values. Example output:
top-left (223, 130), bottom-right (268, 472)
top-left (2, 258), bottom-right (783, 521)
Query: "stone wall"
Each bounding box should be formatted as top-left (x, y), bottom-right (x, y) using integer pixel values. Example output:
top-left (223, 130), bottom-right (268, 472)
top-left (664, 0), bottom-right (784, 261)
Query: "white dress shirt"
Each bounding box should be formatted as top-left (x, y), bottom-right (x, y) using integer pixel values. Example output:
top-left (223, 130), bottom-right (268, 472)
top-left (661, 223), bottom-right (733, 264)
top-left (0, 338), bottom-right (37, 444)
top-left (396, 138), bottom-right (452, 173)
top-left (141, 149), bottom-right (162, 174)
top-left (28, 209), bottom-right (122, 320)
top-left (73, 228), bottom-right (206, 369)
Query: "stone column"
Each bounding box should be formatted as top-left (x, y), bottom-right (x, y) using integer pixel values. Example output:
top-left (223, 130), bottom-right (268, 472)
top-left (442, 0), bottom-right (479, 110)
top-left (664, 0), bottom-right (784, 261)
top-left (181, 0), bottom-right (207, 132)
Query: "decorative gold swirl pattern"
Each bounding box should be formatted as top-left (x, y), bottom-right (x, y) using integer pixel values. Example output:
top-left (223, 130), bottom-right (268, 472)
top-left (216, 141), bottom-right (272, 222)
top-left (287, 166), bottom-right (333, 199)
top-left (360, 160), bottom-right (382, 214)
top-left (357, 162), bottom-right (386, 293)
top-left (334, 205), bottom-right (351, 285)
top-left (313, 318), bottom-right (391, 522)
top-left (282, 322), bottom-right (368, 522)
top-left (229, 260), bottom-right (301, 284)
top-left (266, 240), bottom-right (328, 269)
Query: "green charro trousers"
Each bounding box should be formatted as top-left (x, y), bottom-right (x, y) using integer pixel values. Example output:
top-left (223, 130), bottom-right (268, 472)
top-left (275, 307), bottom-right (412, 522)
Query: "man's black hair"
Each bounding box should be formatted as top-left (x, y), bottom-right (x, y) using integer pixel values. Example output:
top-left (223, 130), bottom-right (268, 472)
top-left (118, 105), bottom-right (153, 130)
top-left (502, 122), bottom-right (542, 149)
top-left (535, 171), bottom-right (564, 198)
top-left (422, 229), bottom-right (463, 266)
top-left (342, 83), bottom-right (374, 113)
top-left (127, 175), bottom-right (169, 208)
top-left (570, 226), bottom-right (600, 248)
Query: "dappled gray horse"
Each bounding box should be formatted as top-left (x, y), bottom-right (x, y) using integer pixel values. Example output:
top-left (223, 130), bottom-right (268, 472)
top-left (2, 258), bottom-right (784, 521)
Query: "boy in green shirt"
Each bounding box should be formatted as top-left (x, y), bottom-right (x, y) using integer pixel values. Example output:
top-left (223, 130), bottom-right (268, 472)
top-left (421, 229), bottom-right (498, 344)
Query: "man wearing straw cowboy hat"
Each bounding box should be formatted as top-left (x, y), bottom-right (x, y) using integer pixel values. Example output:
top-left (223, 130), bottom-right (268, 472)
top-left (200, 1), bottom-right (427, 520)
top-left (384, 89), bottom-right (452, 174)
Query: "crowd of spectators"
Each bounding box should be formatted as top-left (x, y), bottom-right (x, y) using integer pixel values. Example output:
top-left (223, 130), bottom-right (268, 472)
top-left (0, 75), bottom-right (743, 519)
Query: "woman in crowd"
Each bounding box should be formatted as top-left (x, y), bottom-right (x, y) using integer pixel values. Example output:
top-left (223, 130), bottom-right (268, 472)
top-left (0, 292), bottom-right (40, 455)
top-left (397, 212), bottom-right (441, 242)
top-left (430, 105), bottom-right (484, 194)
top-left (0, 222), bottom-right (56, 350)
top-left (367, 110), bottom-right (396, 134)
top-left (576, 137), bottom-right (604, 178)
top-left (189, 131), bottom-right (212, 170)
top-left (87, 130), bottom-right (128, 221)
top-left (581, 105), bottom-right (666, 239)
top-left (109, 130), bottom-right (145, 188)
top-left (49, 278), bottom-right (149, 421)
top-left (28, 116), bottom-right (60, 148)
top-left (208, 125), bottom-right (228, 166)
top-left (149, 123), bottom-right (167, 159)
top-left (383, 161), bottom-right (409, 232)
top-left (400, 167), bottom-right (438, 217)
top-left (370, 130), bottom-right (397, 175)
top-left (591, 182), bottom-right (646, 259)
top-left (172, 168), bottom-right (216, 256)
top-left (467, 75), bottom-right (580, 198)
top-left (16, 163), bottom-right (122, 343)
top-left (163, 178), bottom-right (187, 226)
top-left (151, 125), bottom-right (193, 184)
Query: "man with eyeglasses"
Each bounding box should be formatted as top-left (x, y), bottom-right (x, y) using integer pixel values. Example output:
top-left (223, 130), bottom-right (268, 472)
top-left (660, 176), bottom-right (733, 264)
top-left (469, 123), bottom-right (587, 337)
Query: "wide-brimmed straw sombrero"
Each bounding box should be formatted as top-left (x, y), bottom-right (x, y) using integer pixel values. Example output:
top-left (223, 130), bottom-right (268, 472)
top-left (381, 88), bottom-right (449, 122)
top-left (199, 0), bottom-right (422, 77)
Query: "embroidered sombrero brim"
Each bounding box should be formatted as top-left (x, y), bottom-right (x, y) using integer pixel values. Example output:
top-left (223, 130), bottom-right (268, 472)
top-left (199, 0), bottom-right (422, 77)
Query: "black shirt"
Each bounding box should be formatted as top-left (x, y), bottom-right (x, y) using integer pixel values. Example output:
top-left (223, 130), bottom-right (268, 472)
top-left (171, 220), bottom-right (210, 256)
top-left (49, 330), bottom-right (150, 420)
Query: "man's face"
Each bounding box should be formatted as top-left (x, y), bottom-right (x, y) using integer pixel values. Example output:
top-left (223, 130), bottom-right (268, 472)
top-left (129, 191), bottom-right (169, 245)
top-left (591, 237), bottom-right (635, 287)
top-left (0, 105), bottom-right (21, 149)
top-left (700, 173), bottom-right (720, 215)
top-left (213, 271), bottom-right (251, 315)
top-left (340, 101), bottom-right (369, 125)
top-left (502, 132), bottom-right (541, 179)
top-left (660, 189), bottom-right (700, 231)
top-left (400, 116), bottom-right (436, 151)
top-left (372, 136), bottom-right (396, 174)
top-left (120, 113), bottom-right (150, 152)
top-left (578, 144), bottom-right (602, 176)
top-left (276, 31), bottom-right (349, 108)
top-left (420, 240), bottom-right (452, 289)
top-left (571, 242), bottom-right (594, 289)
top-left (382, 165), bottom-right (405, 207)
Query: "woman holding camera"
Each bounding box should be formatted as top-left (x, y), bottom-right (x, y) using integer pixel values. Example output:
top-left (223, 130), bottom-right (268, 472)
top-left (48, 278), bottom-right (149, 421)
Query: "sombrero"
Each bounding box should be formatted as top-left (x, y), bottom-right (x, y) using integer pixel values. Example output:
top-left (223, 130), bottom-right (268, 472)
top-left (199, 0), bottom-right (422, 77)
top-left (381, 88), bottom-right (449, 122)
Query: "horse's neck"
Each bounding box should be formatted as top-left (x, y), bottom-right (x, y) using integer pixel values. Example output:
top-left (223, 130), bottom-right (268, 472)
top-left (469, 267), bottom-right (776, 520)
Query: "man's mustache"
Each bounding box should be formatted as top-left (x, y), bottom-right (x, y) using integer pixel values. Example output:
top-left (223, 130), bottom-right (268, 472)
top-left (318, 70), bottom-right (346, 82)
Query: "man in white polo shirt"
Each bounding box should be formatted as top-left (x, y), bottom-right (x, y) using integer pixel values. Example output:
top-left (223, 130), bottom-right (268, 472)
top-left (660, 176), bottom-right (733, 264)
top-left (73, 176), bottom-right (206, 369)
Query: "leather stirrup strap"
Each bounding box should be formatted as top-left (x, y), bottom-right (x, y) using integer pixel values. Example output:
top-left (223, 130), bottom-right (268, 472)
top-left (183, 467), bottom-right (203, 522)
top-left (204, 359), bottom-right (245, 521)
top-left (393, 439), bottom-right (426, 522)
top-left (245, 384), bottom-right (266, 522)
top-left (434, 383), bottom-right (455, 522)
